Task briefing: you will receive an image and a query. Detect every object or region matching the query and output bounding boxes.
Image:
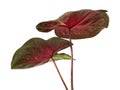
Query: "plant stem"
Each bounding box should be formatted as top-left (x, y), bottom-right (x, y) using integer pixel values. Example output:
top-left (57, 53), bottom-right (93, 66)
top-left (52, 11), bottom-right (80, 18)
top-left (69, 37), bottom-right (74, 90)
top-left (51, 58), bottom-right (68, 90)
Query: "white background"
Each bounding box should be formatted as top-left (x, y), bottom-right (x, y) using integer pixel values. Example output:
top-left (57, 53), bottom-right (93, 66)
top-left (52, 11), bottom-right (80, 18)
top-left (0, 0), bottom-right (120, 90)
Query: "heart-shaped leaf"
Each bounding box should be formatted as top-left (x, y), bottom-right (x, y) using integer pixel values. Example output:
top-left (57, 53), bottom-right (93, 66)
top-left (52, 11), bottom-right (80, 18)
top-left (36, 9), bottom-right (109, 39)
top-left (53, 53), bottom-right (72, 60)
top-left (11, 37), bottom-right (72, 69)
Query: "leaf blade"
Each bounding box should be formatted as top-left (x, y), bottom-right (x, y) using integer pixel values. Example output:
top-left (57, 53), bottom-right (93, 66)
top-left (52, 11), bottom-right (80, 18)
top-left (36, 9), bottom-right (109, 39)
top-left (11, 37), bottom-right (72, 69)
top-left (52, 53), bottom-right (71, 60)
top-left (55, 9), bottom-right (109, 39)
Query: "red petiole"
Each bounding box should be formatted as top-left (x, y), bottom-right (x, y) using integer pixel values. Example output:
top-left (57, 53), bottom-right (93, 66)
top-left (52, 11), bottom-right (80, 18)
top-left (51, 58), bottom-right (68, 90)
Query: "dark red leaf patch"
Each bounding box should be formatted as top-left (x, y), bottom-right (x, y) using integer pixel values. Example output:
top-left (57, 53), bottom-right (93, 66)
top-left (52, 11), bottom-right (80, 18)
top-left (36, 20), bottom-right (59, 32)
top-left (36, 9), bottom-right (109, 39)
top-left (11, 37), bottom-right (72, 69)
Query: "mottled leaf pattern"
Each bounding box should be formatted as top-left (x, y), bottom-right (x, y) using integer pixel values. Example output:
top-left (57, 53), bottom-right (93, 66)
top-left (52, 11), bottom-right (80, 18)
top-left (36, 9), bottom-right (109, 39)
top-left (36, 20), bottom-right (59, 32)
top-left (11, 37), bottom-right (72, 69)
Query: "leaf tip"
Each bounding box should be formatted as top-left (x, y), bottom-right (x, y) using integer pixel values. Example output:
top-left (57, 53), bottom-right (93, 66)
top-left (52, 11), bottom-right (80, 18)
top-left (36, 20), bottom-right (59, 32)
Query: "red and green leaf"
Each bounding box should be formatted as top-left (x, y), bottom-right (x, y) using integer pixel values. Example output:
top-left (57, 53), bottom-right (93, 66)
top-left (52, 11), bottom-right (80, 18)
top-left (36, 9), bottom-right (109, 39)
top-left (11, 37), bottom-right (72, 69)
top-left (36, 20), bottom-right (59, 32)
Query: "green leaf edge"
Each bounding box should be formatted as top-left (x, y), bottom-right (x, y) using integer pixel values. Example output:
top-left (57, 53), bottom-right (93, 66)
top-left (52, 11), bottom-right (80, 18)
top-left (52, 53), bottom-right (71, 61)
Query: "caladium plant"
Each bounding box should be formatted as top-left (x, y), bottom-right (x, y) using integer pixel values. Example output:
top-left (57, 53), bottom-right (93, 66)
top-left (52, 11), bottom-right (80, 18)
top-left (36, 9), bottom-right (109, 90)
top-left (11, 9), bottom-right (109, 90)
